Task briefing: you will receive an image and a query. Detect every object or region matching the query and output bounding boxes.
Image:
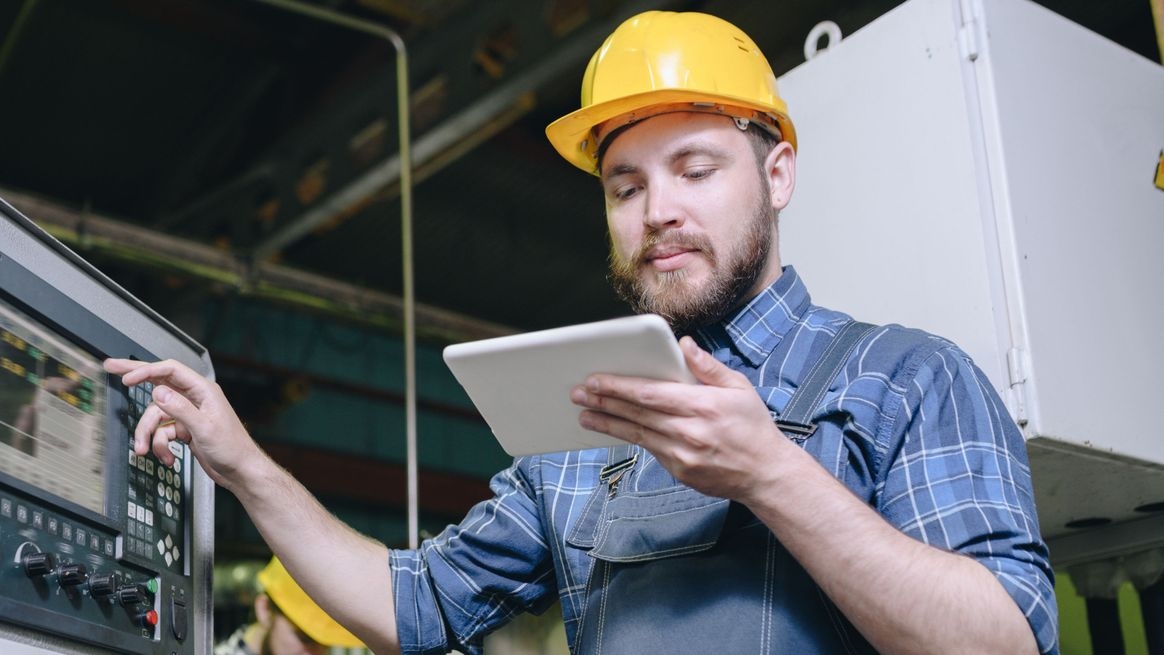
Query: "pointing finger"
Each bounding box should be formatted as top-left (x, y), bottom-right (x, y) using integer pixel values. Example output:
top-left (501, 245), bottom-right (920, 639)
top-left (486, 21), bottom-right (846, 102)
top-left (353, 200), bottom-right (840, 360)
top-left (104, 358), bottom-right (215, 407)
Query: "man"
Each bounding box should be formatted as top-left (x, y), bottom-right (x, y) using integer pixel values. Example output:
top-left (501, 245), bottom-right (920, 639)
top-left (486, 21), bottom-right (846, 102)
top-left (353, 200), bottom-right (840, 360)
top-left (105, 10), bottom-right (1058, 655)
top-left (215, 557), bottom-right (364, 655)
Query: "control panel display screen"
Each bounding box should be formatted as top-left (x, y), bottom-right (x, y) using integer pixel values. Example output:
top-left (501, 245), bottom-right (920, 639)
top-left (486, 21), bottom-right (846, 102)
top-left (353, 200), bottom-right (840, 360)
top-left (0, 296), bottom-right (106, 516)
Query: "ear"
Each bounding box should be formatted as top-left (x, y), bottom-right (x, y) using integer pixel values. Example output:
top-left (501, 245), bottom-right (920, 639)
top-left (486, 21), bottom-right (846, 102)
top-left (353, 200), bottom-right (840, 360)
top-left (254, 593), bottom-right (274, 628)
top-left (765, 141), bottom-right (796, 211)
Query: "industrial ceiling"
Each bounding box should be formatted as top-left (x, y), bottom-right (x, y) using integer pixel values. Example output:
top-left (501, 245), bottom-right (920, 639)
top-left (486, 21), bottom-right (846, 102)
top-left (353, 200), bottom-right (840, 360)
top-left (2, 0), bottom-right (1157, 345)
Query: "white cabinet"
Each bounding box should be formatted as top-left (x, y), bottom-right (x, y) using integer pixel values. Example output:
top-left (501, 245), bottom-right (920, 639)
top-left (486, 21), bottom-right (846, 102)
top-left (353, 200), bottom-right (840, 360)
top-left (778, 0), bottom-right (1164, 564)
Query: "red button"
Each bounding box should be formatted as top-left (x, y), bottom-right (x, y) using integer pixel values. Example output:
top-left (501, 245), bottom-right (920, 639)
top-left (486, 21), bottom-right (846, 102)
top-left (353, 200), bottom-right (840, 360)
top-left (142, 610), bottom-right (159, 627)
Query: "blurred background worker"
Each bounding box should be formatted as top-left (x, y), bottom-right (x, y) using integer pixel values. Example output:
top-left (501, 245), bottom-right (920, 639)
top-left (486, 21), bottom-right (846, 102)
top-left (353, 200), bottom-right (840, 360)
top-left (214, 558), bottom-right (364, 655)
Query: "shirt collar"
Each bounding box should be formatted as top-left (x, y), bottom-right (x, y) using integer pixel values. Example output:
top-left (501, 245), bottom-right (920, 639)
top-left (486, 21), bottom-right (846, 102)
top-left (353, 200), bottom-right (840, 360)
top-left (692, 266), bottom-right (812, 368)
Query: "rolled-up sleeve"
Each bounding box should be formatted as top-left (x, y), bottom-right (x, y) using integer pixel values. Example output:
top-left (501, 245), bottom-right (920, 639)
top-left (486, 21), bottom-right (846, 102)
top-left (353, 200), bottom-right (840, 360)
top-left (390, 460), bottom-right (557, 654)
top-left (877, 346), bottom-right (1059, 654)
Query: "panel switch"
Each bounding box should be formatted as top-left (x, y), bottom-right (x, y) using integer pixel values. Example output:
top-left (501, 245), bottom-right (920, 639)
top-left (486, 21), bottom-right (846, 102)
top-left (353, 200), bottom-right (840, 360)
top-left (170, 598), bottom-right (188, 641)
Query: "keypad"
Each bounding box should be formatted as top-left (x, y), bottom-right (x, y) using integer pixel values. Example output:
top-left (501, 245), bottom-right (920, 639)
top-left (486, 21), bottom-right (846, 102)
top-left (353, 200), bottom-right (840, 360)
top-left (120, 380), bottom-right (185, 572)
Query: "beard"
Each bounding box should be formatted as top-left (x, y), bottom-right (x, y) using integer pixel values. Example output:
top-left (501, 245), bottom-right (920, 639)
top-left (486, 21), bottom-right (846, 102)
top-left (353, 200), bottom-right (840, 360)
top-left (607, 185), bottom-right (776, 335)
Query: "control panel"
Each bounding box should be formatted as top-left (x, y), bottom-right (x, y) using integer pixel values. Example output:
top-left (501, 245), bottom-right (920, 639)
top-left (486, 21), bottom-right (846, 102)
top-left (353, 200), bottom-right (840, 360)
top-left (0, 196), bottom-right (213, 654)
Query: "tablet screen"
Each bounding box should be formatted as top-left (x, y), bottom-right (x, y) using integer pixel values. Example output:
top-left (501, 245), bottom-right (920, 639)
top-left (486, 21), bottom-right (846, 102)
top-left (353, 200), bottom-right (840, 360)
top-left (443, 314), bottom-right (693, 456)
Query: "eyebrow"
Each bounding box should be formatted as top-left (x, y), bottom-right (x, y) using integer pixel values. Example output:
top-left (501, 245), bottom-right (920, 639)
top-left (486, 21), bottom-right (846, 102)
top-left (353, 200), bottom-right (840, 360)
top-left (603, 161), bottom-right (638, 179)
top-left (667, 141), bottom-right (733, 165)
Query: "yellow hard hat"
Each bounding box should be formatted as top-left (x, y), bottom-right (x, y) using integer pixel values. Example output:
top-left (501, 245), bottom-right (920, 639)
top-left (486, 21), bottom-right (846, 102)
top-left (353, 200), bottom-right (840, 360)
top-left (545, 11), bottom-right (797, 175)
top-left (256, 557), bottom-right (365, 648)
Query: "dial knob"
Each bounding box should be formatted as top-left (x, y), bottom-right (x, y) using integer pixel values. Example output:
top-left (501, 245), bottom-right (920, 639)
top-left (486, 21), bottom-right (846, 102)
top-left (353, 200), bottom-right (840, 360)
top-left (116, 582), bottom-right (149, 606)
top-left (88, 573), bottom-right (117, 599)
top-left (22, 551), bottom-right (55, 578)
top-left (57, 563), bottom-right (89, 587)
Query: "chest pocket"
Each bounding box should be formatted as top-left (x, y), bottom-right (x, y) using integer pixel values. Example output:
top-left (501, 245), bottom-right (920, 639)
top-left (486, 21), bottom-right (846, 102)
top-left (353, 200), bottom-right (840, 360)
top-left (565, 448), bottom-right (731, 562)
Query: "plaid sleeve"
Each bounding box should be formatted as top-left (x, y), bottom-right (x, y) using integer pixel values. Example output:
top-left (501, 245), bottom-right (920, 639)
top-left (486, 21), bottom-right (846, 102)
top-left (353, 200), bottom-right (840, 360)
top-left (389, 460), bottom-right (557, 655)
top-left (877, 345), bottom-right (1059, 655)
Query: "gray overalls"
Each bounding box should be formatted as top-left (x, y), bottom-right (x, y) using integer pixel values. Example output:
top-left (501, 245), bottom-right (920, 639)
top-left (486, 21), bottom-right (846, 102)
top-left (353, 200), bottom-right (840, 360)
top-left (567, 321), bottom-right (880, 654)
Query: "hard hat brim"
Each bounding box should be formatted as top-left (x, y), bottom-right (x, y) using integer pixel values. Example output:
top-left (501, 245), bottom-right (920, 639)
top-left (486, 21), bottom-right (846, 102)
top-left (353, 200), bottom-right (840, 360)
top-left (257, 559), bottom-right (365, 648)
top-left (546, 88), bottom-right (797, 175)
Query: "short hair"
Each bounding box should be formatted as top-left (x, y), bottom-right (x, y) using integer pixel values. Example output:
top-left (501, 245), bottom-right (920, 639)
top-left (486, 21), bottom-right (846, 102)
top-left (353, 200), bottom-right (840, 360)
top-left (743, 122), bottom-right (780, 167)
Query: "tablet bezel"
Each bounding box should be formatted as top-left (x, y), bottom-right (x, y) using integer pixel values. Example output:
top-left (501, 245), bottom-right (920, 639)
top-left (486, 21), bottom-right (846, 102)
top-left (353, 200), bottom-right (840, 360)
top-left (443, 314), bottom-right (694, 456)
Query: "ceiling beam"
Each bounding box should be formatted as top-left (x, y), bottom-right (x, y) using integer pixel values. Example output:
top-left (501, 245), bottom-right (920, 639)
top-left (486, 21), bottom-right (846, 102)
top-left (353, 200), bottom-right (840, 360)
top-left (1, 187), bottom-right (515, 343)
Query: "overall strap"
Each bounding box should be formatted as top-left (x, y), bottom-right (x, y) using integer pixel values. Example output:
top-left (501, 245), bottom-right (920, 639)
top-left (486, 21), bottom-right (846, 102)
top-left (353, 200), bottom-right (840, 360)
top-left (775, 320), bottom-right (877, 440)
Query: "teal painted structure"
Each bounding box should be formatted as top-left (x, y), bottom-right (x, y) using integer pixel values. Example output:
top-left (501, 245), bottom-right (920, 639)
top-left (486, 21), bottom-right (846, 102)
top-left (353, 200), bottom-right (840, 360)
top-left (201, 297), bottom-right (512, 550)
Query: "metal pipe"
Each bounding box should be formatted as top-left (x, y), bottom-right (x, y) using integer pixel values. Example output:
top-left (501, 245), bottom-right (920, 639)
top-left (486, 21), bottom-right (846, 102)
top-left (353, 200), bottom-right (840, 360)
top-left (1152, 0), bottom-right (1164, 65)
top-left (2, 186), bottom-right (515, 343)
top-left (251, 0), bottom-right (419, 549)
top-left (251, 0), bottom-right (680, 262)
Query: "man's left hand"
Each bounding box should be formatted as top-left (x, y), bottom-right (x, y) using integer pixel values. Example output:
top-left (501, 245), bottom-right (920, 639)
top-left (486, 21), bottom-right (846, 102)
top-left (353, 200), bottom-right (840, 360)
top-left (570, 336), bottom-right (790, 502)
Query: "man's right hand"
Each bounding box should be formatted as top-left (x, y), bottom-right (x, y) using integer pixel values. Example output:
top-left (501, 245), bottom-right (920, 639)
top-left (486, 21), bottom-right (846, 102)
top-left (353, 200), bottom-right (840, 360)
top-left (104, 357), bottom-right (401, 652)
top-left (103, 358), bottom-right (264, 492)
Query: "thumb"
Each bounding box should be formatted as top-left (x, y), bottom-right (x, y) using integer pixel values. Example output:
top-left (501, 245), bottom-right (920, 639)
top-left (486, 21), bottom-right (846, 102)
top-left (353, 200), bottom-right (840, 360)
top-left (679, 336), bottom-right (750, 389)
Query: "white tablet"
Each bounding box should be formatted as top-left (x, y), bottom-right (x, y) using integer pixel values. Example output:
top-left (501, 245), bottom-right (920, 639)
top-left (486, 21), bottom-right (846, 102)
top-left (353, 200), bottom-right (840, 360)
top-left (443, 314), bottom-right (696, 456)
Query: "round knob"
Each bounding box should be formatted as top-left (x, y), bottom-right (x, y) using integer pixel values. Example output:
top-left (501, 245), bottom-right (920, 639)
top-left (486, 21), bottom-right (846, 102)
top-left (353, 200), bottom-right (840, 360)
top-left (22, 551), bottom-right (55, 578)
top-left (88, 573), bottom-right (117, 599)
top-left (57, 563), bottom-right (89, 587)
top-left (116, 582), bottom-right (149, 606)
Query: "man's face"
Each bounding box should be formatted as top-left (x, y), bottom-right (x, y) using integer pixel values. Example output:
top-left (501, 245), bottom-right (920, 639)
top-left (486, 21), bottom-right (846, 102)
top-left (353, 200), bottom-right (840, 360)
top-left (261, 609), bottom-right (328, 655)
top-left (600, 112), bottom-right (786, 333)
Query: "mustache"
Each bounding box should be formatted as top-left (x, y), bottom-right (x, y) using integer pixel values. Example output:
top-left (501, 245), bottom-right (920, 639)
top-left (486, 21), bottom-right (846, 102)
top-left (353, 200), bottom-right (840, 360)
top-left (629, 230), bottom-right (715, 266)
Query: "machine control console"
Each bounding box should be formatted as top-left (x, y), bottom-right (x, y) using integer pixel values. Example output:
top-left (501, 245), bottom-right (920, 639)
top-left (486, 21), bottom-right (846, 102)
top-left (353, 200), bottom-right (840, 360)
top-left (0, 196), bottom-right (212, 654)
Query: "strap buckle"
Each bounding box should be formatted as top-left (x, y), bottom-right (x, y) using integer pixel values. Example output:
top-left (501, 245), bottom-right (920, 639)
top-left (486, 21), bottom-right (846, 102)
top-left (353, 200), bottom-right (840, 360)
top-left (775, 420), bottom-right (818, 441)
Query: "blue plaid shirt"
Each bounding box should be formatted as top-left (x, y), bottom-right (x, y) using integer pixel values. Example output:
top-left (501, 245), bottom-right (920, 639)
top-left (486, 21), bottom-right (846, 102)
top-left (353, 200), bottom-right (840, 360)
top-left (391, 267), bottom-right (1058, 654)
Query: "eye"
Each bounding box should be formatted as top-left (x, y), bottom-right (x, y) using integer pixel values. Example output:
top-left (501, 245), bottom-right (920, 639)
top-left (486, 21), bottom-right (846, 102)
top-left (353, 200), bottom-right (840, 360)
top-left (610, 184), bottom-right (640, 201)
top-left (684, 167), bottom-right (714, 181)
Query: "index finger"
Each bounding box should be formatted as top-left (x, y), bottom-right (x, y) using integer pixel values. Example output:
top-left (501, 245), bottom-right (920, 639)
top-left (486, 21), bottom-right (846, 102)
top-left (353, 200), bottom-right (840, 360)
top-left (103, 358), bottom-right (214, 406)
top-left (103, 358), bottom-right (148, 376)
top-left (581, 373), bottom-right (697, 416)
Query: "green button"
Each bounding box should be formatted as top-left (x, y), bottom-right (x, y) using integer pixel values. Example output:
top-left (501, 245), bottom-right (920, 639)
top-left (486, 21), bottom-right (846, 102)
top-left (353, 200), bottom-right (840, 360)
top-left (146, 578), bottom-right (159, 594)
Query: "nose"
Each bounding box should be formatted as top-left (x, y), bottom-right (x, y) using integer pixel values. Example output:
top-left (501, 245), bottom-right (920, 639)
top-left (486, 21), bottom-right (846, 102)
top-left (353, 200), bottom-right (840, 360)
top-left (643, 183), bottom-right (685, 231)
